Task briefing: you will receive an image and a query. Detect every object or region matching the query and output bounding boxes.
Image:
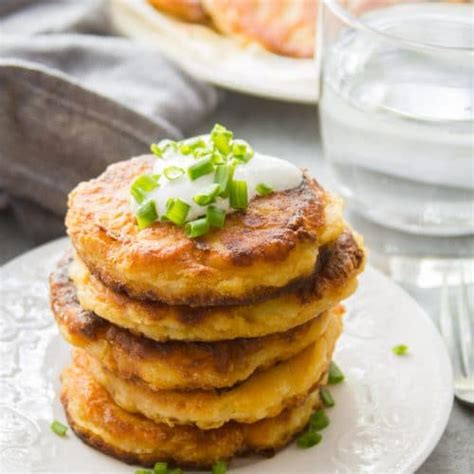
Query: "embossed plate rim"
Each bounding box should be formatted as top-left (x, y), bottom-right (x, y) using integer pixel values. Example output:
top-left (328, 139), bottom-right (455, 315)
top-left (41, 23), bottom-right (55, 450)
top-left (0, 237), bottom-right (453, 474)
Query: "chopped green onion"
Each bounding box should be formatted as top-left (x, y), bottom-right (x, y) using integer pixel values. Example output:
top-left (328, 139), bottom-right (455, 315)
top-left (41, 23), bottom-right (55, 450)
top-left (135, 470), bottom-right (152, 474)
top-left (136, 200), bottom-right (158, 229)
top-left (159, 139), bottom-right (177, 150)
top-left (188, 155), bottom-right (215, 181)
top-left (230, 180), bottom-right (248, 209)
top-left (130, 174), bottom-right (160, 204)
top-left (180, 137), bottom-right (206, 156)
top-left (392, 344), bottom-right (409, 356)
top-left (51, 420), bottom-right (68, 437)
top-left (328, 361), bottom-right (345, 385)
top-left (320, 388), bottom-right (335, 407)
top-left (163, 198), bottom-right (190, 226)
top-left (153, 462), bottom-right (168, 474)
top-left (310, 410), bottom-right (330, 431)
top-left (256, 183), bottom-right (273, 197)
top-left (297, 429), bottom-right (322, 448)
top-left (185, 217), bottom-right (209, 239)
top-left (207, 206), bottom-right (226, 228)
top-left (232, 139), bottom-right (254, 162)
top-left (163, 166), bottom-right (184, 181)
top-left (150, 143), bottom-right (163, 157)
top-left (211, 123), bottom-right (233, 155)
top-left (193, 184), bottom-right (221, 206)
top-left (214, 164), bottom-right (234, 197)
top-left (168, 469), bottom-right (182, 474)
top-left (212, 460), bottom-right (227, 474)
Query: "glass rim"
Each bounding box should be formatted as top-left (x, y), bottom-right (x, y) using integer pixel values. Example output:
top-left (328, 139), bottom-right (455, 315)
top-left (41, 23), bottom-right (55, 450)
top-left (323, 0), bottom-right (474, 53)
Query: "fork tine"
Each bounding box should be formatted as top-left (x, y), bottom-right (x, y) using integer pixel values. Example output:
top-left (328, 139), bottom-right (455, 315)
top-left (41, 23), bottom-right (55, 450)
top-left (455, 271), bottom-right (473, 380)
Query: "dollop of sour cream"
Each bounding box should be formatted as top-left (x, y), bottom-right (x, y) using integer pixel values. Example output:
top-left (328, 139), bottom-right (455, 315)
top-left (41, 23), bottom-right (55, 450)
top-left (132, 142), bottom-right (303, 223)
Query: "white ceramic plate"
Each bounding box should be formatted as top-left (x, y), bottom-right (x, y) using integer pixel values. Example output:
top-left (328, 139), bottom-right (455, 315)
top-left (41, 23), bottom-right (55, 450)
top-left (0, 238), bottom-right (452, 474)
top-left (108, 0), bottom-right (320, 104)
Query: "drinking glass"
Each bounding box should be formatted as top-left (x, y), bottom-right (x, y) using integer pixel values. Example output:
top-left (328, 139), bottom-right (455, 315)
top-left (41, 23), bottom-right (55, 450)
top-left (319, 0), bottom-right (474, 237)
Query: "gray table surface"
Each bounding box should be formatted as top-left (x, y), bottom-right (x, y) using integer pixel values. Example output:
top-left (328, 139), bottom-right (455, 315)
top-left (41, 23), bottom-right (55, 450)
top-left (1, 92), bottom-right (472, 473)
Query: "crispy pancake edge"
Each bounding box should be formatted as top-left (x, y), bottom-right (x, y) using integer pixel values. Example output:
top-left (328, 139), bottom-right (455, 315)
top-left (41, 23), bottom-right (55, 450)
top-left (71, 311), bottom-right (341, 429)
top-left (61, 361), bottom-right (323, 469)
top-left (66, 156), bottom-right (344, 306)
top-left (69, 230), bottom-right (365, 341)
top-left (50, 256), bottom-right (338, 390)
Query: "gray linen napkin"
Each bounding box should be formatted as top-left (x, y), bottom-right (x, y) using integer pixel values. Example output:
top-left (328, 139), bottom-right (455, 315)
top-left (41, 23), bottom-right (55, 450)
top-left (0, 0), bottom-right (219, 241)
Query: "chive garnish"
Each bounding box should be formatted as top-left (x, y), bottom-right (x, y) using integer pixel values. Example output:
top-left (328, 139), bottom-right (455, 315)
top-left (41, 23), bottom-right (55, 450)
top-left (328, 361), bottom-right (345, 385)
top-left (150, 143), bottom-right (163, 158)
top-left (51, 420), bottom-right (68, 437)
top-left (232, 139), bottom-right (254, 162)
top-left (256, 183), bottom-right (273, 196)
top-left (392, 344), bottom-right (409, 356)
top-left (214, 163), bottom-right (234, 197)
top-left (193, 184), bottom-right (221, 206)
top-left (153, 462), bottom-right (168, 474)
top-left (310, 410), bottom-right (330, 431)
top-left (212, 460), bottom-right (227, 474)
top-left (163, 166), bottom-right (184, 181)
top-left (134, 470), bottom-right (152, 474)
top-left (297, 429), bottom-right (322, 448)
top-left (230, 180), bottom-right (248, 209)
top-left (163, 198), bottom-right (190, 226)
top-left (211, 123), bottom-right (233, 155)
top-left (207, 206), bottom-right (226, 228)
top-left (130, 174), bottom-right (160, 204)
top-left (136, 200), bottom-right (158, 229)
top-left (320, 388), bottom-right (335, 407)
top-left (188, 155), bottom-right (215, 181)
top-left (185, 217), bottom-right (210, 239)
top-left (168, 469), bottom-right (182, 474)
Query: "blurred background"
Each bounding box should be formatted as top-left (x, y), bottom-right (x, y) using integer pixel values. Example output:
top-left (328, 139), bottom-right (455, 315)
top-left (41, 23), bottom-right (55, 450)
top-left (0, 0), bottom-right (472, 471)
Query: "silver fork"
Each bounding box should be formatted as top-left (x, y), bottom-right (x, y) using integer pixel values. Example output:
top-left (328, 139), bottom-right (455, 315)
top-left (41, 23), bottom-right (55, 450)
top-left (439, 269), bottom-right (474, 407)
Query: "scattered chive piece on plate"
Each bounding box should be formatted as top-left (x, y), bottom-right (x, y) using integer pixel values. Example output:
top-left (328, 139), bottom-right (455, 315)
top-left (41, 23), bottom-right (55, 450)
top-left (163, 166), bottom-right (184, 181)
top-left (153, 462), bottom-right (168, 474)
top-left (188, 155), bottom-right (215, 181)
top-left (207, 206), bottom-right (226, 228)
top-left (136, 200), bottom-right (158, 229)
top-left (134, 470), bottom-right (152, 474)
top-left (193, 183), bottom-right (221, 206)
top-left (51, 420), bottom-right (68, 437)
top-left (185, 217), bottom-right (210, 238)
top-left (320, 388), bottom-right (335, 407)
top-left (212, 460), bottom-right (227, 474)
top-left (297, 429), bottom-right (322, 448)
top-left (256, 183), bottom-right (274, 196)
top-left (230, 180), bottom-right (248, 209)
top-left (328, 361), bottom-right (345, 385)
top-left (163, 198), bottom-right (190, 226)
top-left (392, 344), bottom-right (409, 356)
top-left (310, 410), bottom-right (330, 431)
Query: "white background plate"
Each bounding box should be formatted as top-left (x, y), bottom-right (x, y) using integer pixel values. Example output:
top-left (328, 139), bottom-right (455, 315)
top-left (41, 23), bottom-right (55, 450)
top-left (108, 0), bottom-right (320, 104)
top-left (0, 238), bottom-right (452, 473)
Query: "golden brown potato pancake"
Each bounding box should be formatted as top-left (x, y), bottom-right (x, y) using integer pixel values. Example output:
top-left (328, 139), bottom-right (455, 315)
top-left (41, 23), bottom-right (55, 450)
top-left (203, 0), bottom-right (317, 58)
top-left (148, 0), bottom-right (207, 22)
top-left (72, 311), bottom-right (340, 429)
top-left (66, 155), bottom-right (344, 306)
top-left (51, 257), bottom-right (338, 390)
top-left (69, 230), bottom-right (364, 341)
top-left (61, 360), bottom-right (323, 468)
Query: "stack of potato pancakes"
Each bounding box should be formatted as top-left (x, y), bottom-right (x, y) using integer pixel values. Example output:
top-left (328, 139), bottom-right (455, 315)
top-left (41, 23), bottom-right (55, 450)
top-left (49, 155), bottom-right (365, 470)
